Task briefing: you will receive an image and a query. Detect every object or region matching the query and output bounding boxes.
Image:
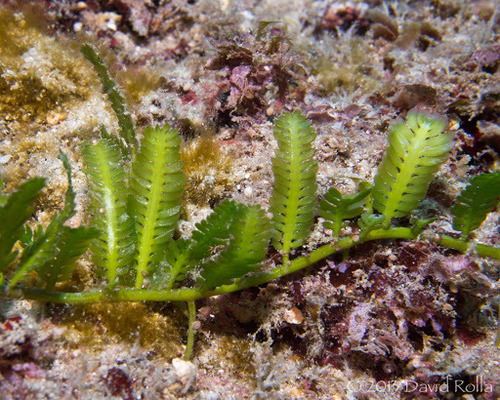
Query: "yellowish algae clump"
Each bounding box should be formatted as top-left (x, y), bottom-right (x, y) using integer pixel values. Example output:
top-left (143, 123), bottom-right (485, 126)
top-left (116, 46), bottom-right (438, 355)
top-left (0, 9), bottom-right (96, 125)
top-left (62, 302), bottom-right (184, 357)
top-left (0, 7), bottom-right (116, 227)
top-left (181, 132), bottom-right (233, 206)
top-left (0, 8), bottom-right (112, 195)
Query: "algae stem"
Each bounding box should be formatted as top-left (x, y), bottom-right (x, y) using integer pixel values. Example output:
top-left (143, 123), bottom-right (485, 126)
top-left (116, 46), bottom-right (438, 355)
top-left (436, 235), bottom-right (500, 260)
top-left (184, 300), bottom-right (197, 360)
top-left (2, 227), bottom-right (418, 304)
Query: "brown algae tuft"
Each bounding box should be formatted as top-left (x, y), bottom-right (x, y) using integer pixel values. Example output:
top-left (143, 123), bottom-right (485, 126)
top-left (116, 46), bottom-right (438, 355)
top-left (181, 130), bottom-right (234, 207)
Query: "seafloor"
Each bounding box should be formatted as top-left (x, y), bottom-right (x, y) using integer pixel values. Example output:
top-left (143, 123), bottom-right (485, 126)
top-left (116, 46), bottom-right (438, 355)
top-left (0, 0), bottom-right (499, 399)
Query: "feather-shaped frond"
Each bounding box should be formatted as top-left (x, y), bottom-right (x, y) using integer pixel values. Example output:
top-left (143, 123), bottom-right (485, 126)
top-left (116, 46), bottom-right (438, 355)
top-left (372, 112), bottom-right (452, 226)
top-left (129, 124), bottom-right (185, 288)
top-left (269, 111), bottom-right (318, 256)
top-left (81, 44), bottom-right (136, 147)
top-left (83, 139), bottom-right (135, 287)
top-left (34, 226), bottom-right (100, 290)
top-left (320, 184), bottom-right (371, 237)
top-left (199, 203), bottom-right (271, 291)
top-left (190, 201), bottom-right (241, 262)
top-left (162, 239), bottom-right (191, 289)
top-left (0, 177), bottom-right (45, 274)
top-left (155, 201), bottom-right (244, 290)
top-left (10, 221), bottom-right (63, 289)
top-left (8, 153), bottom-right (97, 289)
top-left (452, 172), bottom-right (500, 238)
